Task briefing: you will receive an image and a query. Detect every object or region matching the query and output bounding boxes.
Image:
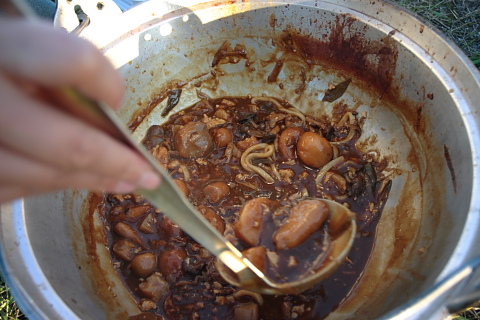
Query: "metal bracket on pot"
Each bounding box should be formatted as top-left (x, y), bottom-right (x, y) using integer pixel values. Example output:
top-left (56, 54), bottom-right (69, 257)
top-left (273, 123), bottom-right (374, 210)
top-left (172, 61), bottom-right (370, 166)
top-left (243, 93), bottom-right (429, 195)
top-left (446, 257), bottom-right (480, 313)
top-left (381, 257), bottom-right (480, 319)
top-left (53, 0), bottom-right (121, 34)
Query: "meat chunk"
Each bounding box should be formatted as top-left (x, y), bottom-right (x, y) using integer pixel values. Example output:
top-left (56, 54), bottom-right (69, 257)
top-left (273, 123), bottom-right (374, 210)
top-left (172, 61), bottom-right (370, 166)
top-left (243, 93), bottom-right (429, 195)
top-left (203, 181), bottom-right (230, 203)
top-left (112, 239), bottom-right (139, 261)
top-left (174, 122), bottom-right (214, 158)
top-left (296, 132), bottom-right (333, 168)
top-left (234, 302), bottom-right (259, 320)
top-left (197, 206), bottom-right (225, 234)
top-left (150, 145), bottom-right (169, 166)
top-left (242, 246), bottom-right (266, 272)
top-left (278, 127), bottom-right (304, 159)
top-left (234, 198), bottom-right (277, 246)
top-left (273, 200), bottom-right (329, 250)
top-left (114, 222), bottom-right (144, 246)
top-left (158, 248), bottom-right (187, 283)
top-left (138, 273), bottom-right (169, 302)
top-left (131, 252), bottom-right (157, 278)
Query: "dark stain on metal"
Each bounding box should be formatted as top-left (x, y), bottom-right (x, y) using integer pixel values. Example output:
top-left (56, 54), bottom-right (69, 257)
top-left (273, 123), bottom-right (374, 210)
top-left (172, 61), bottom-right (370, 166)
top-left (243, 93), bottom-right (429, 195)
top-left (444, 145), bottom-right (457, 193)
top-left (267, 59), bottom-right (284, 83)
top-left (286, 14), bottom-right (398, 100)
top-left (269, 13), bottom-right (277, 28)
top-left (294, 68), bottom-right (307, 94)
top-left (414, 105), bottom-right (423, 132)
top-left (129, 91), bottom-right (167, 131)
top-left (211, 40), bottom-right (247, 67)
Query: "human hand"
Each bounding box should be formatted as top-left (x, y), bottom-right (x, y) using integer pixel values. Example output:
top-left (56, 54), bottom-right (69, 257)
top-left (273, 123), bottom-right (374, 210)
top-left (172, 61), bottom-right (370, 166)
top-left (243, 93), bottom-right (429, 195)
top-left (0, 18), bottom-right (161, 203)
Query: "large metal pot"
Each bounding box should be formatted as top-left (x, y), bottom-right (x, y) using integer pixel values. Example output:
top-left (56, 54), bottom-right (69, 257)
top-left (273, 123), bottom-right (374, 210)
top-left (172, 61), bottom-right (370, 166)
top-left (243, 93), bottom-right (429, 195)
top-left (1, 0), bottom-right (480, 319)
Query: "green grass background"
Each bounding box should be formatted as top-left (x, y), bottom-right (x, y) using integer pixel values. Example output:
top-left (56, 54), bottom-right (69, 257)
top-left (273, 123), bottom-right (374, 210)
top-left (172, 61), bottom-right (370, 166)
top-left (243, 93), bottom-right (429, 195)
top-left (394, 0), bottom-right (479, 68)
top-left (1, 0), bottom-right (479, 319)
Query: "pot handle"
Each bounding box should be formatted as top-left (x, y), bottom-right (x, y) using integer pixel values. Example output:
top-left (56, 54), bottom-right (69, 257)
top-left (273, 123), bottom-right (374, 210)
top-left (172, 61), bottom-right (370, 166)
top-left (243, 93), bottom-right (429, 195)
top-left (382, 257), bottom-right (480, 319)
top-left (53, 0), bottom-right (121, 33)
top-left (445, 257), bottom-right (480, 313)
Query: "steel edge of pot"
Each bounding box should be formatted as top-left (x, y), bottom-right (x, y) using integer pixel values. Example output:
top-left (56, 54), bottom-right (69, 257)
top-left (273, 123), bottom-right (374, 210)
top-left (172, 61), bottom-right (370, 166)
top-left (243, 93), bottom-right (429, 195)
top-left (1, 0), bottom-right (480, 319)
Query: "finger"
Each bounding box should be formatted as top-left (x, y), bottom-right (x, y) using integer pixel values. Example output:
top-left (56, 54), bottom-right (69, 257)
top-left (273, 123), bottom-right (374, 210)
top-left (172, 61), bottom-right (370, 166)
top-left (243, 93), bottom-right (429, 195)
top-left (0, 18), bottom-right (124, 109)
top-left (0, 186), bottom-right (27, 203)
top-left (0, 146), bottom-right (141, 195)
top-left (0, 74), bottom-right (160, 191)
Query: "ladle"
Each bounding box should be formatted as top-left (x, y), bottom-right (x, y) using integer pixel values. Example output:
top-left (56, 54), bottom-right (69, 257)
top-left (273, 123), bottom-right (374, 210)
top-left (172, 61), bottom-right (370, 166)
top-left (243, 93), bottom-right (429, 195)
top-left (6, 0), bottom-right (357, 296)
top-left (58, 88), bottom-right (357, 295)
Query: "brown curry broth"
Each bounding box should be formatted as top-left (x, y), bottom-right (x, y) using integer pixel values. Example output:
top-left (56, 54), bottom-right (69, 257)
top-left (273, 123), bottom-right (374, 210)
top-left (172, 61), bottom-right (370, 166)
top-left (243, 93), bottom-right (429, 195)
top-left (101, 97), bottom-right (388, 319)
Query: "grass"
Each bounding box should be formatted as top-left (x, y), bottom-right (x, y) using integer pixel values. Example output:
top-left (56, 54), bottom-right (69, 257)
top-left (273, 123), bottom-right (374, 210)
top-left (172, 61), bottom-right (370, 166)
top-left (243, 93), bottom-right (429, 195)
top-left (451, 306), bottom-right (480, 320)
top-left (0, 277), bottom-right (25, 320)
top-left (0, 1), bottom-right (478, 320)
top-left (391, 0), bottom-right (480, 68)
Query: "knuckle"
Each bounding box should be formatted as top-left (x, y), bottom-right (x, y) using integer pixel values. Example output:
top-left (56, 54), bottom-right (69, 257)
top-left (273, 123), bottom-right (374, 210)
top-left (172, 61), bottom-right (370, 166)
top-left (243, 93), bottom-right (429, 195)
top-left (117, 157), bottom-right (143, 183)
top-left (31, 168), bottom-right (69, 193)
top-left (69, 40), bottom-right (103, 78)
top-left (91, 176), bottom-right (120, 193)
top-left (63, 129), bottom-right (102, 170)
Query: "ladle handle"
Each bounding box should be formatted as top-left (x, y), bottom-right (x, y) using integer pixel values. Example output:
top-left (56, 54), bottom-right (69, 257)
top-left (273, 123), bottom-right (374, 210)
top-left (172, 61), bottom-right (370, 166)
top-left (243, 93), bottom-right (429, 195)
top-left (138, 175), bottom-right (261, 288)
top-left (136, 181), bottom-right (248, 273)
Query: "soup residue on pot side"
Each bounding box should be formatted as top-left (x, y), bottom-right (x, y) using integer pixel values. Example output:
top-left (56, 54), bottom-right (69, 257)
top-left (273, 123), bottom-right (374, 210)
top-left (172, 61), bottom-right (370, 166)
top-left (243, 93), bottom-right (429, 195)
top-left (93, 95), bottom-right (391, 320)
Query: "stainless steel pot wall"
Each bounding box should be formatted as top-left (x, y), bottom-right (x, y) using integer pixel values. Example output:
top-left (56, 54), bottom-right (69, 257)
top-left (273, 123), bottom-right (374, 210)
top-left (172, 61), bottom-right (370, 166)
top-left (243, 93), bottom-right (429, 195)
top-left (1, 0), bottom-right (480, 319)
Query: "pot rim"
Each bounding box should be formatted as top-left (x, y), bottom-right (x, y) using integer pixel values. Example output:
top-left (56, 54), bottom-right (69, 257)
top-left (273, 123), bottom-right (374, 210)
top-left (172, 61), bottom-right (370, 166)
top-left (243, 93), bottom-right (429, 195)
top-left (1, 1), bottom-right (480, 319)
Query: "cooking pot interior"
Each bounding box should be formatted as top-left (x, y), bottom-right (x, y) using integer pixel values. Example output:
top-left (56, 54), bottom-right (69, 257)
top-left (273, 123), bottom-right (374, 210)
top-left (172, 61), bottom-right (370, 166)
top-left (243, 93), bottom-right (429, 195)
top-left (13, 1), bottom-right (475, 319)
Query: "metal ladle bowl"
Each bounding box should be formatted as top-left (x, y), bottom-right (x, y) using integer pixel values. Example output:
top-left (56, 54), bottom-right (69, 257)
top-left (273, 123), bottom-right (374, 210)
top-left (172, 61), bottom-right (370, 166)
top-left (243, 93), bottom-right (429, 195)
top-left (216, 198), bottom-right (357, 295)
